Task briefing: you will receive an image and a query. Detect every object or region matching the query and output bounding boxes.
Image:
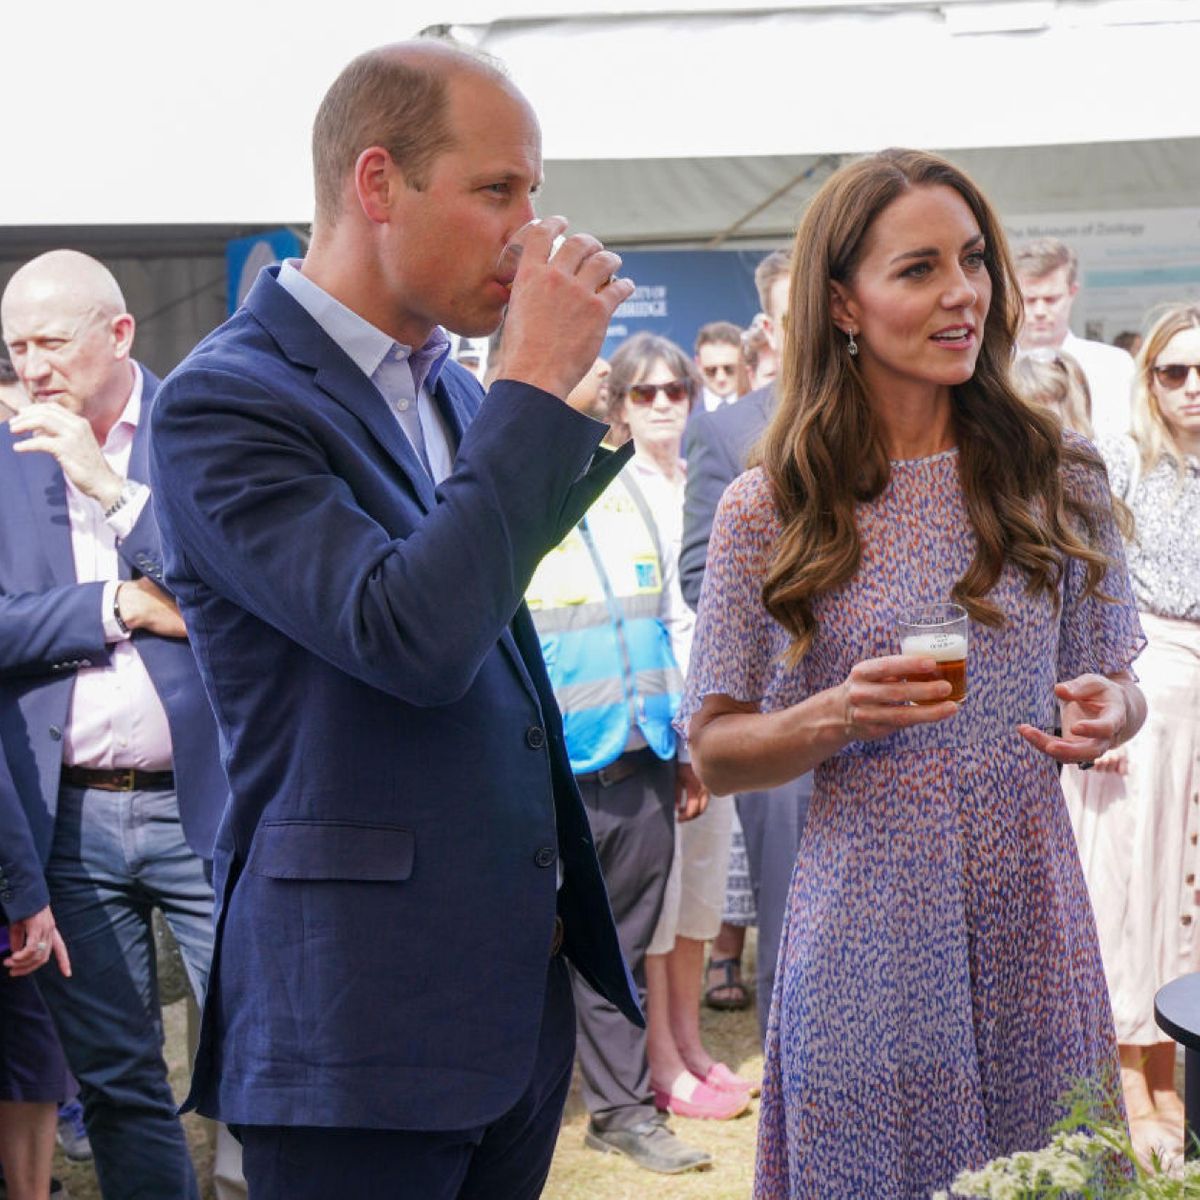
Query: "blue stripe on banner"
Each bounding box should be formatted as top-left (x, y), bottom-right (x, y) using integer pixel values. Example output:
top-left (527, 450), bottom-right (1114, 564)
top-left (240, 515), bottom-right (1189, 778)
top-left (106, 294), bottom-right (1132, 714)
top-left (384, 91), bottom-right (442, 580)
top-left (1085, 266), bottom-right (1200, 289)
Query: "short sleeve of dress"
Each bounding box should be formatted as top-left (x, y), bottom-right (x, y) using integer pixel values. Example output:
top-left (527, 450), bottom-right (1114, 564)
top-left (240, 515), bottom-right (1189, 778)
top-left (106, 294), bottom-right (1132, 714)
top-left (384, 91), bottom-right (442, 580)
top-left (1056, 433), bottom-right (1146, 681)
top-left (674, 469), bottom-right (788, 739)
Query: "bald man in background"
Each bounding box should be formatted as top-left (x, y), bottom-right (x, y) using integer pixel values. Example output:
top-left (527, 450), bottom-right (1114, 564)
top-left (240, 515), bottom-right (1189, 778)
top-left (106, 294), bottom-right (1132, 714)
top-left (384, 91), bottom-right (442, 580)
top-left (0, 251), bottom-right (225, 1200)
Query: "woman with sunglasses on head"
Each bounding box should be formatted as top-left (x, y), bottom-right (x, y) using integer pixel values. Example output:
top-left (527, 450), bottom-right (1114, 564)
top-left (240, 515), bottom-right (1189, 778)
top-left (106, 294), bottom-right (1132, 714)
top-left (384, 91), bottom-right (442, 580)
top-left (1063, 302), bottom-right (1200, 1164)
top-left (602, 333), bottom-right (755, 1122)
top-left (679, 149), bottom-right (1147, 1198)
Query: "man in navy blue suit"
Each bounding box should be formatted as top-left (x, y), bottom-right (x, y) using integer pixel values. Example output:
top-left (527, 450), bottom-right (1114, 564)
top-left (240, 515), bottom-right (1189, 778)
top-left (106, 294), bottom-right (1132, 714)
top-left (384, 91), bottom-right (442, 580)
top-left (150, 40), bottom-right (642, 1199)
top-left (0, 250), bottom-right (227, 1199)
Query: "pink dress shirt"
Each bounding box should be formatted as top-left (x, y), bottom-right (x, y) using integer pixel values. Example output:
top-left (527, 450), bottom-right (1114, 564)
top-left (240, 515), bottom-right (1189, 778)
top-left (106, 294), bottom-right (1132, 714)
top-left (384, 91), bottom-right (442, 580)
top-left (62, 368), bottom-right (174, 770)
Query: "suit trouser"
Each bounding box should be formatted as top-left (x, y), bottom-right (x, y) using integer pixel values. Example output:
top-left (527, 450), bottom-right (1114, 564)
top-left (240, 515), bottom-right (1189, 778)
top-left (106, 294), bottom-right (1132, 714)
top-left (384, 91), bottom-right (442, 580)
top-left (736, 774), bottom-right (812, 1040)
top-left (34, 784), bottom-right (214, 1200)
top-left (571, 754), bottom-right (675, 1132)
top-left (239, 954), bottom-right (576, 1200)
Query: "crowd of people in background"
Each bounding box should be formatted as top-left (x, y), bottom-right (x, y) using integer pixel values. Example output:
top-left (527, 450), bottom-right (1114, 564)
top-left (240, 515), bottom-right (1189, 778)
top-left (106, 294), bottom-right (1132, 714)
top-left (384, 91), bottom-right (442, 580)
top-left (0, 38), bottom-right (1196, 1200)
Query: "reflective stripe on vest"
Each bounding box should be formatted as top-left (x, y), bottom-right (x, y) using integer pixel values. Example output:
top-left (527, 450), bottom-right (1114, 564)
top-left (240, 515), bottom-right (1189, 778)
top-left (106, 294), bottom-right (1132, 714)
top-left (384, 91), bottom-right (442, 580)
top-left (527, 473), bottom-right (680, 775)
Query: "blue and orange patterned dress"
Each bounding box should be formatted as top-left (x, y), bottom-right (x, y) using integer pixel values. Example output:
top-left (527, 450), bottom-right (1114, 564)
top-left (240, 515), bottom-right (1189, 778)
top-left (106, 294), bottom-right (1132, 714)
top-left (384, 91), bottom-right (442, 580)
top-left (678, 446), bottom-right (1144, 1199)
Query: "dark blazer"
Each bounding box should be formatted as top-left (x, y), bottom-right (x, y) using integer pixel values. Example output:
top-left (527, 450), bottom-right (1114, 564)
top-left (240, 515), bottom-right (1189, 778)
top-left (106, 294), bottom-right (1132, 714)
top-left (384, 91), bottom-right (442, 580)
top-left (0, 367), bottom-right (225, 871)
top-left (0, 752), bottom-right (47, 923)
top-left (149, 267), bottom-right (641, 1133)
top-left (680, 384), bottom-right (775, 609)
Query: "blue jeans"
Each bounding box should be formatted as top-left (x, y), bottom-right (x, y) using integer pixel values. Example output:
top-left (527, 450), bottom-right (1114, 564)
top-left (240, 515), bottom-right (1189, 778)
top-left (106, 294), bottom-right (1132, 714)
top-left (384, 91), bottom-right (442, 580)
top-left (35, 785), bottom-right (214, 1200)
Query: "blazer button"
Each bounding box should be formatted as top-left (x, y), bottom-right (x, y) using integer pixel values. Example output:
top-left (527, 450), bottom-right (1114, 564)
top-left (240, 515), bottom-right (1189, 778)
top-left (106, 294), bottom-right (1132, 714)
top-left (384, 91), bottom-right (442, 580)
top-left (534, 846), bottom-right (557, 869)
top-left (525, 726), bottom-right (546, 750)
top-left (1, 890), bottom-right (12, 903)
top-left (49, 725), bottom-right (63, 741)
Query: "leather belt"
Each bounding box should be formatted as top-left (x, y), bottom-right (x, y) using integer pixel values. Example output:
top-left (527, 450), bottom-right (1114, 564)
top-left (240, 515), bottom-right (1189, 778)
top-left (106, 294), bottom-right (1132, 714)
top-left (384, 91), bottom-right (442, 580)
top-left (550, 915), bottom-right (564, 958)
top-left (575, 746), bottom-right (658, 789)
top-left (61, 766), bottom-right (175, 792)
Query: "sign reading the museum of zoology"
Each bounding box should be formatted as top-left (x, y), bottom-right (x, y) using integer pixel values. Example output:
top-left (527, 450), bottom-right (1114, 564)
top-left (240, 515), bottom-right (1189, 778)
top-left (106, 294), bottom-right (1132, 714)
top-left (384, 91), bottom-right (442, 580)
top-left (1003, 208), bottom-right (1200, 343)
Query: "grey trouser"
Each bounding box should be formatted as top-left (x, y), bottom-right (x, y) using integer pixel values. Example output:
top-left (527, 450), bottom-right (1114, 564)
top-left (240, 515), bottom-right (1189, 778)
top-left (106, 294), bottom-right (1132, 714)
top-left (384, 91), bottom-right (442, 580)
top-left (570, 752), bottom-right (676, 1132)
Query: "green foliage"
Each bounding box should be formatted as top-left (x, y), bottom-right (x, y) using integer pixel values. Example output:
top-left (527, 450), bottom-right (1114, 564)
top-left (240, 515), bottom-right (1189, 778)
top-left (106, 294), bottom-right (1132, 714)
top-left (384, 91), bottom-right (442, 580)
top-left (933, 1084), bottom-right (1200, 1199)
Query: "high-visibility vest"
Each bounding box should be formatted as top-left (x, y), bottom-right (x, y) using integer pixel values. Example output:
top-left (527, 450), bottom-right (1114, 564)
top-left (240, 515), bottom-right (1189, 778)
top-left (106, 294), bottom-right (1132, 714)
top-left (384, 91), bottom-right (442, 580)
top-left (527, 469), bottom-right (682, 775)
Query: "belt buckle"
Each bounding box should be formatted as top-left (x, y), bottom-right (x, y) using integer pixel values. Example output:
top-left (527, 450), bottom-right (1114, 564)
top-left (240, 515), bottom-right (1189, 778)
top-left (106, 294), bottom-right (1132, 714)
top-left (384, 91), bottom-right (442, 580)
top-left (596, 764), bottom-right (615, 788)
top-left (116, 768), bottom-right (137, 791)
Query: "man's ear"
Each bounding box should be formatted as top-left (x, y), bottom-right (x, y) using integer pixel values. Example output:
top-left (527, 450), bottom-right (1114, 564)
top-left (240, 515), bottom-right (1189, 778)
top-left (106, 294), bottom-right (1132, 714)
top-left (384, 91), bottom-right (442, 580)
top-left (110, 314), bottom-right (136, 362)
top-left (829, 281), bottom-right (856, 333)
top-left (354, 147), bottom-right (398, 225)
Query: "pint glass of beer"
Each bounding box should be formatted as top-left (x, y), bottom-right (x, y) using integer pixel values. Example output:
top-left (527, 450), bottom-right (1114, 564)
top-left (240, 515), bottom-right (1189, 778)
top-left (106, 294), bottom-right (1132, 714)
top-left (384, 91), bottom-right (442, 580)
top-left (897, 603), bottom-right (968, 704)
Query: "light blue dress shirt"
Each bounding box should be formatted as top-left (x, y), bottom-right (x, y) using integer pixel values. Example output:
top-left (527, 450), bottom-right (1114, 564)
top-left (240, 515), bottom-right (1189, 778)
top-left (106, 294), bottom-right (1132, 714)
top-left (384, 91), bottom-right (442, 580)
top-left (277, 260), bottom-right (454, 483)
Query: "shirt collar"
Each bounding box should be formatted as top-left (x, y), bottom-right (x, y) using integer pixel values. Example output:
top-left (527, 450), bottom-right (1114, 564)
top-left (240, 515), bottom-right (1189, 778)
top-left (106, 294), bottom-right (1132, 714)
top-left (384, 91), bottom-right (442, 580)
top-left (278, 259), bottom-right (451, 394)
top-left (105, 365), bottom-right (144, 446)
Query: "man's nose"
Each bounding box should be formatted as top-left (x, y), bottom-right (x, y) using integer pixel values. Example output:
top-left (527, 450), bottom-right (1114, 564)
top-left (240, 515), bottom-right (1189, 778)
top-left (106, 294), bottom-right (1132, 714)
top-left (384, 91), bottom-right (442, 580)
top-left (21, 348), bottom-right (49, 382)
top-left (509, 196), bottom-right (538, 238)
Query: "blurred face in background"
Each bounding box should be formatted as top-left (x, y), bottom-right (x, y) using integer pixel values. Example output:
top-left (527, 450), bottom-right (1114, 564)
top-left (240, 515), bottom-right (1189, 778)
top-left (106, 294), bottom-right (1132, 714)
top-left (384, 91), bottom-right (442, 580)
top-left (1151, 326), bottom-right (1200, 447)
top-left (1017, 265), bottom-right (1077, 350)
top-left (696, 341), bottom-right (739, 397)
top-left (622, 358), bottom-right (692, 456)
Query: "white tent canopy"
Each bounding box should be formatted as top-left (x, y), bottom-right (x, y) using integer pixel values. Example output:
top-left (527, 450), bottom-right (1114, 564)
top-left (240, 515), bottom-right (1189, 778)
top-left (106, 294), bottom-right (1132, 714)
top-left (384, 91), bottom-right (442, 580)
top-left (2, 0), bottom-right (1199, 369)
top-left (2, 0), bottom-right (1198, 238)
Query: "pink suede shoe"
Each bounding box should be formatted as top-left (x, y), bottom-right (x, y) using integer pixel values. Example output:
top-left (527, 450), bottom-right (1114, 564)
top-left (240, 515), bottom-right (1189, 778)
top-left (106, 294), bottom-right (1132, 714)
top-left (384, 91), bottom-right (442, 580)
top-left (652, 1078), bottom-right (750, 1121)
top-left (702, 1061), bottom-right (760, 1098)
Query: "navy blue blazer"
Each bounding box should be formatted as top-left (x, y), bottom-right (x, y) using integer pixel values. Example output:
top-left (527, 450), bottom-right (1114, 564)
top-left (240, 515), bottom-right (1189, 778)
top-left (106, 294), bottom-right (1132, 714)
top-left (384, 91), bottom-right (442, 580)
top-left (680, 384), bottom-right (776, 609)
top-left (0, 751), bottom-right (47, 923)
top-left (0, 367), bottom-right (225, 878)
top-left (149, 267), bottom-right (640, 1133)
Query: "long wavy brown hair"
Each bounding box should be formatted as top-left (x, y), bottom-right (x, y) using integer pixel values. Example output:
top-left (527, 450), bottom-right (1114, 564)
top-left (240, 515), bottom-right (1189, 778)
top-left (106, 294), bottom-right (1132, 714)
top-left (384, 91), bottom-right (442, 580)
top-left (760, 148), bottom-right (1119, 663)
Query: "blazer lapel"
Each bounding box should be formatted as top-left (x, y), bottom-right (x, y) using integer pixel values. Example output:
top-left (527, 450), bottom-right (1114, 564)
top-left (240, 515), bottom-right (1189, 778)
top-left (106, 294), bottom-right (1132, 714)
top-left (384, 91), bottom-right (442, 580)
top-left (18, 448), bottom-right (75, 586)
top-left (246, 269), bottom-right (437, 514)
top-left (311, 357), bottom-right (437, 513)
top-left (127, 366), bottom-right (158, 487)
top-left (431, 374), bottom-right (469, 458)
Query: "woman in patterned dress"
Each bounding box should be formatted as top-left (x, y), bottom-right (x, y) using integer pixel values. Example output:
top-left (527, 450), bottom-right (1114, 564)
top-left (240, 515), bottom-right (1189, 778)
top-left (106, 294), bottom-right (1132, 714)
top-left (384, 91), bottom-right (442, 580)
top-left (1063, 303), bottom-right (1200, 1162)
top-left (678, 149), bottom-right (1148, 1199)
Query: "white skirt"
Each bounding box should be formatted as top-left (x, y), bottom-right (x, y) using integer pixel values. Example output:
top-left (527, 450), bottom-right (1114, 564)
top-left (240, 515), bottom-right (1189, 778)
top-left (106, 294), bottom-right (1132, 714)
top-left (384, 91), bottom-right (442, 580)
top-left (1064, 610), bottom-right (1200, 1044)
top-left (647, 792), bottom-right (734, 955)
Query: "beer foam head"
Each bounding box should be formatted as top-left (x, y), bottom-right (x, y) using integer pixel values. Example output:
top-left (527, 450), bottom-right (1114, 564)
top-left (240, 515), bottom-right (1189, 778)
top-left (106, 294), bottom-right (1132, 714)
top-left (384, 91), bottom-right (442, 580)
top-left (900, 631), bottom-right (967, 662)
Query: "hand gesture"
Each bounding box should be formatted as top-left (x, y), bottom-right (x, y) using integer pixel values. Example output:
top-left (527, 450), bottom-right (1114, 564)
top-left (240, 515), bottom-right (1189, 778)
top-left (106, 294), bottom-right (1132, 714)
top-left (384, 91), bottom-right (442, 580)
top-left (1017, 673), bottom-right (1129, 767)
top-left (1092, 745), bottom-right (1130, 775)
top-left (839, 654), bottom-right (960, 743)
top-left (497, 217), bottom-right (636, 407)
top-left (117, 578), bottom-right (187, 639)
top-left (5, 905), bottom-right (71, 978)
top-left (10, 403), bottom-right (124, 509)
top-left (676, 761), bottom-right (709, 823)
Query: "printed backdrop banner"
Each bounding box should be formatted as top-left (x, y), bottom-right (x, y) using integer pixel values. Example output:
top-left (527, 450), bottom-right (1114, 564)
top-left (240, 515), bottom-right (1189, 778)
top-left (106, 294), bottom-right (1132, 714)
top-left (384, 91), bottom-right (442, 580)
top-left (1003, 207), bottom-right (1200, 342)
top-left (226, 229), bottom-right (306, 313)
top-left (602, 249), bottom-right (769, 358)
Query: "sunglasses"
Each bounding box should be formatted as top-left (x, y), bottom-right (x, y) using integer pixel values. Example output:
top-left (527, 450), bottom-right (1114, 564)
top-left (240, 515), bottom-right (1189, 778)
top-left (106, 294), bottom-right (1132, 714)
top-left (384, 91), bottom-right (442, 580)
top-left (1152, 363), bottom-right (1200, 389)
top-left (626, 380), bottom-right (691, 405)
top-left (701, 363), bottom-right (737, 380)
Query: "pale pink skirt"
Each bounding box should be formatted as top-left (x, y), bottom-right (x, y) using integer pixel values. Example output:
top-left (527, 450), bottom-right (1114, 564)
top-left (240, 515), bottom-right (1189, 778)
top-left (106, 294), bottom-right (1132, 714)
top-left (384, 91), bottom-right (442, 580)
top-left (1064, 611), bottom-right (1200, 1044)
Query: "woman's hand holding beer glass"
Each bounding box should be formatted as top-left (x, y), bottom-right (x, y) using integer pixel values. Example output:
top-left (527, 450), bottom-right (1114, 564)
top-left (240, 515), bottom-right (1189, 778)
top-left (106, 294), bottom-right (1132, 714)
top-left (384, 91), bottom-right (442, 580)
top-left (1017, 672), bottom-right (1137, 768)
top-left (837, 654), bottom-right (961, 743)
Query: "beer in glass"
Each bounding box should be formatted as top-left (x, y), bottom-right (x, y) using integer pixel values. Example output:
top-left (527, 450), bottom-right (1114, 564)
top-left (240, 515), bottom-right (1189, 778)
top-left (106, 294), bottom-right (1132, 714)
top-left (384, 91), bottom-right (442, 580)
top-left (897, 602), bottom-right (968, 704)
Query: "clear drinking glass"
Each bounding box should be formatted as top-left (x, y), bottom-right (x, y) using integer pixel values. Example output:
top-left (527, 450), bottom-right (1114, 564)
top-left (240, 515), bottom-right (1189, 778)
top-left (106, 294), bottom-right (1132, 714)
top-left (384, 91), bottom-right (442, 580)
top-left (896, 602), bottom-right (968, 704)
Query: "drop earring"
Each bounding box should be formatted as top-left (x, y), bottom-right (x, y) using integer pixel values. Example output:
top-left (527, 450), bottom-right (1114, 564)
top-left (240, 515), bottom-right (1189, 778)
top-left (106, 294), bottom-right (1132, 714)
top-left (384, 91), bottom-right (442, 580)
top-left (847, 329), bottom-right (859, 357)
